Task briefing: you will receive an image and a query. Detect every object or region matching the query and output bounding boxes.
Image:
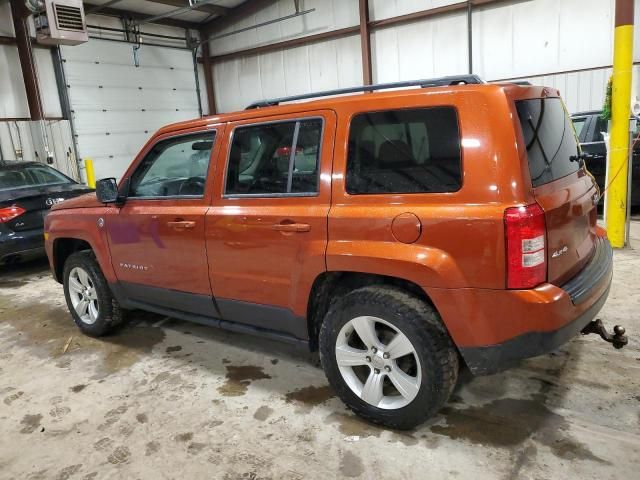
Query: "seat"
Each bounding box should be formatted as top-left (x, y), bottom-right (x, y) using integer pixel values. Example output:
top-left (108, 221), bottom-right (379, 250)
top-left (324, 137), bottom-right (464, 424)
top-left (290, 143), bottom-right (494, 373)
top-left (377, 140), bottom-right (416, 169)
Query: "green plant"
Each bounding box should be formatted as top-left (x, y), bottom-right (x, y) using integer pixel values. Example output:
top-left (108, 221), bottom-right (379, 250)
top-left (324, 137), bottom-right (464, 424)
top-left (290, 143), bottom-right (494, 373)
top-left (601, 76), bottom-right (612, 120)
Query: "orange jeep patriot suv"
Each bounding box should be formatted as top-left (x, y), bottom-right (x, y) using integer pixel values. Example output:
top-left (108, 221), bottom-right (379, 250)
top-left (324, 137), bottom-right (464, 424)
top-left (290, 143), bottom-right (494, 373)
top-left (45, 76), bottom-right (617, 429)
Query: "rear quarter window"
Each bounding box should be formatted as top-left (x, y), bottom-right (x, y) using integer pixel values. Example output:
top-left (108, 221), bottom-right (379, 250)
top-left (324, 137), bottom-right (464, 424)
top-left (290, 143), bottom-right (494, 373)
top-left (516, 98), bottom-right (580, 187)
top-left (346, 107), bottom-right (462, 194)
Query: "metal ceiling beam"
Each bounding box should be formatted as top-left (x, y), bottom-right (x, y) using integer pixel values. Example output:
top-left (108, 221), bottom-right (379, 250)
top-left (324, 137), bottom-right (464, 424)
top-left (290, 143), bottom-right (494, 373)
top-left (199, 7), bottom-right (314, 46)
top-left (201, 0), bottom-right (278, 36)
top-left (204, 26), bottom-right (360, 62)
top-left (132, 0), bottom-right (225, 26)
top-left (85, 0), bottom-right (124, 15)
top-left (83, 2), bottom-right (200, 29)
top-left (146, 0), bottom-right (229, 16)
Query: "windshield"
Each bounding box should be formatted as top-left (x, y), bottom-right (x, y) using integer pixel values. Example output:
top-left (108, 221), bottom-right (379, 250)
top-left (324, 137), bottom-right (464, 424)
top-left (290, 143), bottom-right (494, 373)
top-left (516, 98), bottom-right (580, 187)
top-left (0, 164), bottom-right (73, 191)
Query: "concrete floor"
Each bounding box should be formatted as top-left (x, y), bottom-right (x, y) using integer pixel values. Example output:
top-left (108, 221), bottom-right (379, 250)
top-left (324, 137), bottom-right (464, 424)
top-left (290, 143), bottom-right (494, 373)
top-left (0, 226), bottom-right (639, 480)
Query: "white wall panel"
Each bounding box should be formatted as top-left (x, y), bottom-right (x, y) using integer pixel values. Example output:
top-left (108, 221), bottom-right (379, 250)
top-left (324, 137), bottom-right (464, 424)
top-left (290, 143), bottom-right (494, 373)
top-left (258, 50), bottom-right (286, 99)
top-left (372, 11), bottom-right (467, 83)
top-left (209, 0), bottom-right (359, 56)
top-left (34, 48), bottom-right (62, 117)
top-left (0, 46), bottom-right (61, 119)
top-left (0, 120), bottom-right (78, 179)
top-left (283, 45), bottom-right (312, 95)
top-left (62, 40), bottom-right (201, 180)
top-left (635, 0), bottom-right (640, 62)
top-left (370, 0), bottom-right (460, 21)
top-left (0, 45), bottom-right (29, 119)
top-left (213, 35), bottom-right (362, 112)
top-left (0, 3), bottom-right (14, 36)
top-left (473, 0), bottom-right (616, 80)
top-left (513, 65), bottom-right (640, 114)
top-left (558, 0), bottom-right (613, 71)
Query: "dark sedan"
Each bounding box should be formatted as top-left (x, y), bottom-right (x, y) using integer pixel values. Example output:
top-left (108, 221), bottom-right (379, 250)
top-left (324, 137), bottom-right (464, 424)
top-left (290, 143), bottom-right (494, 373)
top-left (571, 111), bottom-right (640, 206)
top-left (0, 161), bottom-right (93, 265)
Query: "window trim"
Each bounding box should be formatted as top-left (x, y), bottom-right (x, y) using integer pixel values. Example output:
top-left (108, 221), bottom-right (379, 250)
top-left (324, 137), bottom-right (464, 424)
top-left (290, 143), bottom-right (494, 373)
top-left (344, 105), bottom-right (463, 196)
top-left (126, 129), bottom-right (217, 201)
top-left (222, 116), bottom-right (325, 199)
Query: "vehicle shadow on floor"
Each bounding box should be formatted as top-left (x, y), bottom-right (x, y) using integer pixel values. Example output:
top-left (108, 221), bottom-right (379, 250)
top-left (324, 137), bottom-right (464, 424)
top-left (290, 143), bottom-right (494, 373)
top-left (0, 257), bottom-right (50, 285)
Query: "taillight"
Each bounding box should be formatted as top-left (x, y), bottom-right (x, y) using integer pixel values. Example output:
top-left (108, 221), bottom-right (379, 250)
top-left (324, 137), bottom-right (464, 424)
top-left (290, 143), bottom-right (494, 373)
top-left (504, 203), bottom-right (546, 289)
top-left (0, 205), bottom-right (26, 223)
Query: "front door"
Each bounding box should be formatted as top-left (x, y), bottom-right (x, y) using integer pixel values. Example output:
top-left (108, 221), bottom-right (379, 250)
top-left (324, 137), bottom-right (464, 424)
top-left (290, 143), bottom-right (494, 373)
top-left (107, 128), bottom-right (222, 316)
top-left (206, 111), bottom-right (336, 339)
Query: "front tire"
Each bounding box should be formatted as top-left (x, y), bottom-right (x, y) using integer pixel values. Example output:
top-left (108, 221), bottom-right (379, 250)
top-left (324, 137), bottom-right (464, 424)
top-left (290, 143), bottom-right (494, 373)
top-left (319, 286), bottom-right (458, 430)
top-left (63, 251), bottom-right (125, 337)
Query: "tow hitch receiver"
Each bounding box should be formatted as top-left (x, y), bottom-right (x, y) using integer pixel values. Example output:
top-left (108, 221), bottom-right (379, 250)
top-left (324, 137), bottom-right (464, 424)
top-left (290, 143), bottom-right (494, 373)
top-left (581, 319), bottom-right (628, 349)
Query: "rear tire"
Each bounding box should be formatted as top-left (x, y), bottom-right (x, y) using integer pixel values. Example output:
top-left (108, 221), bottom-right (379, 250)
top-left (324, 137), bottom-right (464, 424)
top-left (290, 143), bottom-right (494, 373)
top-left (63, 251), bottom-right (125, 337)
top-left (319, 285), bottom-right (458, 430)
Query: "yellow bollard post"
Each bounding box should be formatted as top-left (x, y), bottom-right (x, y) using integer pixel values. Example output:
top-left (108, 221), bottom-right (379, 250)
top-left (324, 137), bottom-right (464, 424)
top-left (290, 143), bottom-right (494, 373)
top-left (606, 0), bottom-right (635, 247)
top-left (84, 158), bottom-right (96, 189)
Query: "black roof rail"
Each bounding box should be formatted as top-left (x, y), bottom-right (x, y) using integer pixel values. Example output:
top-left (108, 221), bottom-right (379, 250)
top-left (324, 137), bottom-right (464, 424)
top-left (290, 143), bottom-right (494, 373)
top-left (245, 74), bottom-right (484, 109)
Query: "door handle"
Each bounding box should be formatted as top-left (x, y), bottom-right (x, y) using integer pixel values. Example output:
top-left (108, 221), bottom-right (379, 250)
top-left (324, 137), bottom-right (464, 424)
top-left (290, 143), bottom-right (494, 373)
top-left (167, 220), bottom-right (196, 229)
top-left (272, 222), bottom-right (311, 233)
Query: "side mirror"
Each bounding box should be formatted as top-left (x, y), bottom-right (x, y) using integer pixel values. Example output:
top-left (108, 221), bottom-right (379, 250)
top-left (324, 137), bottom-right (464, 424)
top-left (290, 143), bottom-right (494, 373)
top-left (95, 178), bottom-right (119, 203)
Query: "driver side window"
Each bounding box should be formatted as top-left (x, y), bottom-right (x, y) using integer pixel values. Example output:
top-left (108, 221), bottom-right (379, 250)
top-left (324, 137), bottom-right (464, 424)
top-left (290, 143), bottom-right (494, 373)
top-left (129, 131), bottom-right (215, 198)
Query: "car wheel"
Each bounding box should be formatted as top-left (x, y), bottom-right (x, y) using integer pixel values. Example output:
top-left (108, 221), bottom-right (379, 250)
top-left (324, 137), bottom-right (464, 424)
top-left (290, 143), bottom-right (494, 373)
top-left (319, 285), bottom-right (458, 430)
top-left (63, 251), bottom-right (125, 337)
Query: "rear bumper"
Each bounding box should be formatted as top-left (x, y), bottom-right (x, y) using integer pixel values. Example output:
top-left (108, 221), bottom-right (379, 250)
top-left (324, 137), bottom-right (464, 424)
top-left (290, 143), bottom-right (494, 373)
top-left (427, 236), bottom-right (613, 375)
top-left (459, 281), bottom-right (610, 375)
top-left (0, 226), bottom-right (45, 264)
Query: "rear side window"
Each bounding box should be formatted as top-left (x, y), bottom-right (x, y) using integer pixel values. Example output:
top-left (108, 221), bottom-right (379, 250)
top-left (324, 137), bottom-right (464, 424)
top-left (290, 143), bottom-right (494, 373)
top-left (0, 168), bottom-right (33, 191)
top-left (225, 118), bottom-right (322, 196)
top-left (27, 165), bottom-right (72, 186)
top-left (516, 98), bottom-right (580, 187)
top-left (346, 107), bottom-right (462, 194)
top-left (0, 164), bottom-right (71, 191)
top-left (571, 116), bottom-right (588, 140)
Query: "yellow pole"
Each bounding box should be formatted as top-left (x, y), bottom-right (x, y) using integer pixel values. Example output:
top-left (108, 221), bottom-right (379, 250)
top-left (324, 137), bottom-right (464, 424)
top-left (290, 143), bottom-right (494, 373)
top-left (606, 0), bottom-right (634, 247)
top-left (84, 158), bottom-right (96, 188)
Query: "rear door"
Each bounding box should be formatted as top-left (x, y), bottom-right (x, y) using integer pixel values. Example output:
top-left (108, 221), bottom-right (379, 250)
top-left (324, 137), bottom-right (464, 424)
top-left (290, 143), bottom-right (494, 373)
top-left (515, 96), bottom-right (599, 285)
top-left (205, 111), bottom-right (336, 339)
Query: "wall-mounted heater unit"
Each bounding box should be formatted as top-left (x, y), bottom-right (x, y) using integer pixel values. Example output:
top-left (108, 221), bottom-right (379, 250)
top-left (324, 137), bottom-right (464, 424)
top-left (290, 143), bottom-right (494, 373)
top-left (33, 0), bottom-right (88, 46)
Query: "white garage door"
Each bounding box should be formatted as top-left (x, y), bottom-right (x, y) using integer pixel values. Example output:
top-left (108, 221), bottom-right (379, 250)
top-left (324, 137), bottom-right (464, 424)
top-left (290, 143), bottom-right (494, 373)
top-left (61, 40), bottom-right (200, 180)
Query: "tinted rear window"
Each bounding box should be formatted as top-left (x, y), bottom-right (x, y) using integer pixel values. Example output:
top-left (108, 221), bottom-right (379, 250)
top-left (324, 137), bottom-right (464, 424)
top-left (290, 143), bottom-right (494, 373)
top-left (0, 164), bottom-right (71, 191)
top-left (346, 107), bottom-right (462, 194)
top-left (516, 98), bottom-right (580, 187)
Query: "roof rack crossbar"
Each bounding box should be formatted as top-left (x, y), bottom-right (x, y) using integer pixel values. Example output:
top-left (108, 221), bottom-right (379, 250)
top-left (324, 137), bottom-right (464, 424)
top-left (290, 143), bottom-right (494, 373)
top-left (245, 75), bottom-right (484, 109)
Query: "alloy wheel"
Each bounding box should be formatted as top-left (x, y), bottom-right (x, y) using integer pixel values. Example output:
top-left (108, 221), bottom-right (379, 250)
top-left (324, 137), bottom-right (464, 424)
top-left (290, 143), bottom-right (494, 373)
top-left (68, 266), bottom-right (99, 325)
top-left (335, 316), bottom-right (422, 409)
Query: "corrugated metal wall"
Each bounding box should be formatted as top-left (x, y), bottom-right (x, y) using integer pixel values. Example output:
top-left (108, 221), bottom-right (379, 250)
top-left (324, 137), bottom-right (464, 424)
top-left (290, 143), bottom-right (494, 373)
top-left (0, 120), bottom-right (78, 180)
top-left (0, 3), bottom-right (62, 119)
top-left (208, 0), bottom-right (640, 114)
top-left (211, 0), bottom-right (362, 112)
top-left (213, 35), bottom-right (363, 112)
top-left (1, 6), bottom-right (205, 180)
